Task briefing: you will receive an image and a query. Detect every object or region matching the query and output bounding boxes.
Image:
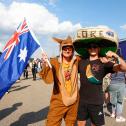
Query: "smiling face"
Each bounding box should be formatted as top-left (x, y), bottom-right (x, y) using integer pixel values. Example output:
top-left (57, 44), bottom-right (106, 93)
top-left (87, 44), bottom-right (100, 57)
top-left (62, 45), bottom-right (74, 58)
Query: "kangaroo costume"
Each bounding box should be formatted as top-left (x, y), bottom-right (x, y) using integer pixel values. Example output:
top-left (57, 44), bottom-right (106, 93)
top-left (39, 36), bottom-right (80, 126)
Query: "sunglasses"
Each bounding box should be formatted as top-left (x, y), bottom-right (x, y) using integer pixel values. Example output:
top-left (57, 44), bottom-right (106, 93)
top-left (62, 46), bottom-right (73, 51)
top-left (87, 44), bottom-right (99, 49)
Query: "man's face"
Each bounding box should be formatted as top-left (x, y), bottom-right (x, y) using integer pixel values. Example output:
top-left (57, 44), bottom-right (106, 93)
top-left (62, 45), bottom-right (73, 58)
top-left (87, 44), bottom-right (100, 56)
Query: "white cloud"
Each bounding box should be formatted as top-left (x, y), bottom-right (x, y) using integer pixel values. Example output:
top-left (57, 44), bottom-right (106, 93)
top-left (48, 0), bottom-right (58, 6)
top-left (80, 25), bottom-right (111, 30)
top-left (58, 21), bottom-right (81, 33)
top-left (0, 1), bottom-right (81, 56)
top-left (0, 2), bottom-right (81, 34)
top-left (120, 25), bottom-right (126, 30)
top-left (96, 25), bottom-right (110, 29)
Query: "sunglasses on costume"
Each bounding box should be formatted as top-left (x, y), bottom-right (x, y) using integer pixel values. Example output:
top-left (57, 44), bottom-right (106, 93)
top-left (62, 46), bottom-right (73, 51)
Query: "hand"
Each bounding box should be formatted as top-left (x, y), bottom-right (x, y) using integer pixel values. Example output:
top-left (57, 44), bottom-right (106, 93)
top-left (106, 51), bottom-right (118, 58)
top-left (106, 51), bottom-right (120, 64)
top-left (41, 52), bottom-right (49, 66)
top-left (100, 57), bottom-right (109, 63)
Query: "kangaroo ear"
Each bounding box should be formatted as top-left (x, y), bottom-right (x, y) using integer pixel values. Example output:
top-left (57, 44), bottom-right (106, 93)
top-left (52, 37), bottom-right (63, 44)
top-left (67, 36), bottom-right (72, 40)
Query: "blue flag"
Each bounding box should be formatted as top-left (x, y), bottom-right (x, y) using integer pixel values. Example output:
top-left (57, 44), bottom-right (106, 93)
top-left (118, 39), bottom-right (126, 60)
top-left (0, 19), bottom-right (40, 99)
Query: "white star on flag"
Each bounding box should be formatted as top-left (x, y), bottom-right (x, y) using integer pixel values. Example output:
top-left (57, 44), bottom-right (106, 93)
top-left (18, 47), bottom-right (27, 62)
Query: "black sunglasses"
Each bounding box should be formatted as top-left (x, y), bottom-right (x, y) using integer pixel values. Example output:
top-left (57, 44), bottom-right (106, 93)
top-left (62, 46), bottom-right (73, 51)
top-left (87, 44), bottom-right (99, 49)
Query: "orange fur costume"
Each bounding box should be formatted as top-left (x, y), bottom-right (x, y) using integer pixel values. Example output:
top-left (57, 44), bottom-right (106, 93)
top-left (39, 36), bottom-right (80, 126)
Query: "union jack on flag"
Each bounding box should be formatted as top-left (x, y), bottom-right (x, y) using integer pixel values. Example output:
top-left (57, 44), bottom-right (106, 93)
top-left (3, 19), bottom-right (29, 60)
top-left (0, 18), bottom-right (40, 99)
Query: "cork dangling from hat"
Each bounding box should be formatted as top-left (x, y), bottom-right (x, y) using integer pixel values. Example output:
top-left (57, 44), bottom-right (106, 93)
top-left (53, 36), bottom-right (73, 49)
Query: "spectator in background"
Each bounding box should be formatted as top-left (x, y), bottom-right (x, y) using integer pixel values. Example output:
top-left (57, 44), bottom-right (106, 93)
top-left (23, 63), bottom-right (29, 79)
top-left (103, 73), bottom-right (111, 106)
top-left (29, 61), bottom-right (32, 69)
top-left (108, 72), bottom-right (126, 122)
top-left (37, 59), bottom-right (42, 72)
top-left (32, 59), bottom-right (37, 80)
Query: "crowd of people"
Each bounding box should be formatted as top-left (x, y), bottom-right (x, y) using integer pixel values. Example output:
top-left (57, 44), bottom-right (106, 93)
top-left (22, 58), bottom-right (43, 81)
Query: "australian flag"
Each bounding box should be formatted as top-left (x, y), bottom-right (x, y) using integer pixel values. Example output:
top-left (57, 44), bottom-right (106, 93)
top-left (0, 19), bottom-right (40, 99)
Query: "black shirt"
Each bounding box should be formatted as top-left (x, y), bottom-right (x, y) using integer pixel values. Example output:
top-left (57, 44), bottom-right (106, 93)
top-left (79, 59), bottom-right (114, 105)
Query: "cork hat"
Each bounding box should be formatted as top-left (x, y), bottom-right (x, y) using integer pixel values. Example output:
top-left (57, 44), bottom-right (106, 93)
top-left (53, 36), bottom-right (73, 49)
top-left (73, 26), bottom-right (119, 57)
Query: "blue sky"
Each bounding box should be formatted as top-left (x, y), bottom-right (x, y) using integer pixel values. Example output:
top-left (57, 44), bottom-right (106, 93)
top-left (0, 0), bottom-right (126, 57)
top-left (49, 0), bottom-right (126, 38)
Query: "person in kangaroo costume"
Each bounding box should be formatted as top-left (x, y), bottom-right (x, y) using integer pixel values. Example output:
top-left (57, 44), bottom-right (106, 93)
top-left (39, 36), bottom-right (81, 126)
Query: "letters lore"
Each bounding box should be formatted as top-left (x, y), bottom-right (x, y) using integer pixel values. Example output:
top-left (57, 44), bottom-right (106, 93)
top-left (76, 27), bottom-right (117, 41)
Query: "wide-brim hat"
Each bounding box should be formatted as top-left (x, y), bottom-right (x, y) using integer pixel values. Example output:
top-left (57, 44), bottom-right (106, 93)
top-left (73, 27), bottom-right (119, 57)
